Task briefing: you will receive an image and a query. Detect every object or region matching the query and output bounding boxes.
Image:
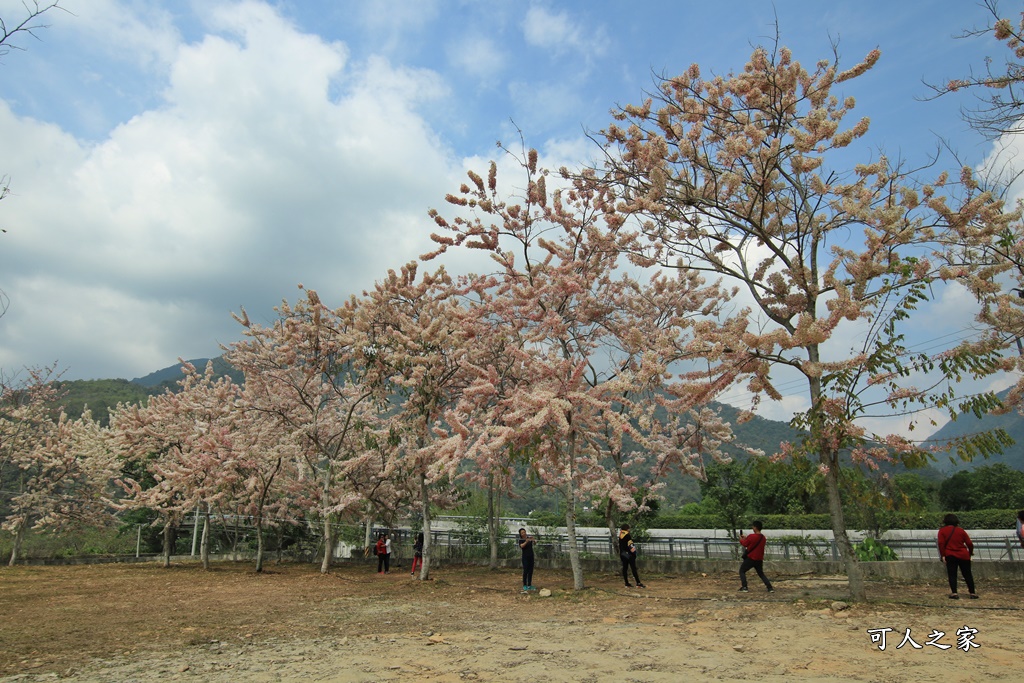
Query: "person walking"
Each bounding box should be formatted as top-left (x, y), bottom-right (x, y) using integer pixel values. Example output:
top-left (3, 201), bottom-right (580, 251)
top-left (738, 521), bottom-right (773, 593)
top-left (518, 528), bottom-right (536, 591)
top-left (411, 532), bottom-right (424, 576)
top-left (618, 524), bottom-right (645, 588)
top-left (938, 513), bottom-right (977, 599)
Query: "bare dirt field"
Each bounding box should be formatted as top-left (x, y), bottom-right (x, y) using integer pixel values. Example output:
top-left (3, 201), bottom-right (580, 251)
top-left (0, 558), bottom-right (1019, 682)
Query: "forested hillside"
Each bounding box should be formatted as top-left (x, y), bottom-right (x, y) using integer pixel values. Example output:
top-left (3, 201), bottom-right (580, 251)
top-left (926, 389), bottom-right (1024, 473)
top-left (54, 379), bottom-right (155, 427)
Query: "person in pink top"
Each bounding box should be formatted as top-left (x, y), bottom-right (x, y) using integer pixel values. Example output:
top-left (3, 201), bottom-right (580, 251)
top-left (937, 513), bottom-right (978, 600)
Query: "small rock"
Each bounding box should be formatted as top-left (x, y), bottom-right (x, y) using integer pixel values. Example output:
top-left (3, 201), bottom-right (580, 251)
top-left (831, 601), bottom-right (850, 611)
top-left (733, 644), bottom-right (745, 653)
top-left (539, 588), bottom-right (552, 597)
top-left (509, 645), bottom-right (528, 651)
top-left (428, 634), bottom-right (447, 644)
top-left (180, 665), bottom-right (190, 673)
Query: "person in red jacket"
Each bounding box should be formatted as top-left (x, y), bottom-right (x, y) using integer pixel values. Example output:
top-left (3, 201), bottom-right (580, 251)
top-left (738, 521), bottom-right (773, 593)
top-left (937, 513), bottom-right (978, 599)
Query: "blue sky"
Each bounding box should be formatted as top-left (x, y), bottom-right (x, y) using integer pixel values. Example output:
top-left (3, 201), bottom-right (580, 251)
top-left (0, 0), bottom-right (1013, 430)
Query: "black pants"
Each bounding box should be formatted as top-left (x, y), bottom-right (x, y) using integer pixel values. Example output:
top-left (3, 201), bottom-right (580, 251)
top-left (739, 558), bottom-right (772, 589)
top-left (378, 552), bottom-right (390, 573)
top-left (945, 556), bottom-right (975, 594)
top-left (620, 553), bottom-right (640, 585)
top-left (522, 555), bottom-right (534, 587)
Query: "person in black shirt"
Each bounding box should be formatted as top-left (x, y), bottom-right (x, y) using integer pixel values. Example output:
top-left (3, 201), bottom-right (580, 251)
top-left (518, 528), bottom-right (535, 591)
top-left (618, 524), bottom-right (645, 588)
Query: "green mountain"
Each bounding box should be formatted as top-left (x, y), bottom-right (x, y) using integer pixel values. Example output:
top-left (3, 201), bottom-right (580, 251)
top-left (54, 378), bottom-right (155, 427)
top-left (925, 389), bottom-right (1024, 473)
top-left (131, 356), bottom-right (243, 393)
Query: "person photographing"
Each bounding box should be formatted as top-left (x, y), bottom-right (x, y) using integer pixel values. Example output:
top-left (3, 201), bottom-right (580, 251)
top-left (738, 521), bottom-right (773, 593)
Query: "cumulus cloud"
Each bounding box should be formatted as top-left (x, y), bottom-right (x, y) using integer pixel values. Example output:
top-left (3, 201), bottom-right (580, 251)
top-left (0, 1), bottom-right (463, 379)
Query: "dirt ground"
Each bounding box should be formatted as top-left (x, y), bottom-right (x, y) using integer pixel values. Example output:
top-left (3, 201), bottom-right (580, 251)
top-left (0, 558), bottom-right (1020, 683)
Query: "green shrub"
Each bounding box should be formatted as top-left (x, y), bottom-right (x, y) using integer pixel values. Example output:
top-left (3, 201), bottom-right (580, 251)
top-left (854, 537), bottom-right (898, 561)
top-left (774, 534), bottom-right (831, 560)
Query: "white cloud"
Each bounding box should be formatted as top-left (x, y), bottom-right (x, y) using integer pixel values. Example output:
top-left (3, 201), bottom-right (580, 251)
top-left (0, 1), bottom-right (464, 379)
top-left (447, 34), bottom-right (505, 82)
top-left (521, 5), bottom-right (606, 61)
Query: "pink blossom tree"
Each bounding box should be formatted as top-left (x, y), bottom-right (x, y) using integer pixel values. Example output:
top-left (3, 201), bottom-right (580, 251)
top-left (226, 289), bottom-right (390, 574)
top-left (427, 148), bottom-right (745, 590)
top-left (597, 43), bottom-right (1012, 599)
top-left (358, 263), bottom-right (475, 580)
top-left (111, 361), bottom-right (248, 568)
top-left (1, 365), bottom-right (115, 565)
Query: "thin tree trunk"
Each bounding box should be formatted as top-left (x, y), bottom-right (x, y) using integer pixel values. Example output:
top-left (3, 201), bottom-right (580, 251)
top-left (200, 508), bottom-right (210, 570)
top-left (823, 450), bottom-right (865, 601)
top-left (806, 354), bottom-right (866, 602)
top-left (605, 498), bottom-right (618, 557)
top-left (564, 482), bottom-right (584, 590)
top-left (320, 515), bottom-right (334, 574)
top-left (7, 520), bottom-right (27, 566)
top-left (564, 433), bottom-right (584, 590)
top-left (487, 475), bottom-right (499, 569)
top-left (363, 511), bottom-right (373, 555)
top-left (255, 519), bottom-right (265, 573)
top-left (320, 460), bottom-right (335, 574)
top-left (419, 472), bottom-right (433, 580)
top-left (162, 520), bottom-right (174, 568)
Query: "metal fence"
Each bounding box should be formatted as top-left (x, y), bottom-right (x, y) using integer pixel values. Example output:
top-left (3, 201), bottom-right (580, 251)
top-left (169, 518), bottom-right (1024, 564)
top-left (414, 530), bottom-right (1024, 563)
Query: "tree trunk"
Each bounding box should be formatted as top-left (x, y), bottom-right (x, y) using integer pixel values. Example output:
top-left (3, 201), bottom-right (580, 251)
top-left (823, 449), bottom-right (865, 601)
top-left (487, 475), bottom-right (499, 569)
top-left (605, 498), bottom-right (618, 557)
top-left (255, 519), bottom-right (265, 573)
top-left (320, 515), bottom-right (334, 574)
top-left (806, 354), bottom-right (866, 602)
top-left (363, 511), bottom-right (373, 555)
top-left (564, 482), bottom-right (584, 590)
top-left (200, 509), bottom-right (210, 571)
top-left (7, 520), bottom-right (27, 566)
top-left (564, 433), bottom-right (584, 590)
top-left (418, 472), bottom-right (433, 580)
top-left (162, 520), bottom-right (174, 568)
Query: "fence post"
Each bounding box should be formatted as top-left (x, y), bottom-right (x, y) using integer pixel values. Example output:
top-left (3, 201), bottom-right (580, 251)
top-left (136, 524), bottom-right (142, 558)
top-left (702, 538), bottom-right (710, 559)
top-left (669, 540), bottom-right (675, 559)
top-left (783, 542), bottom-right (790, 560)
